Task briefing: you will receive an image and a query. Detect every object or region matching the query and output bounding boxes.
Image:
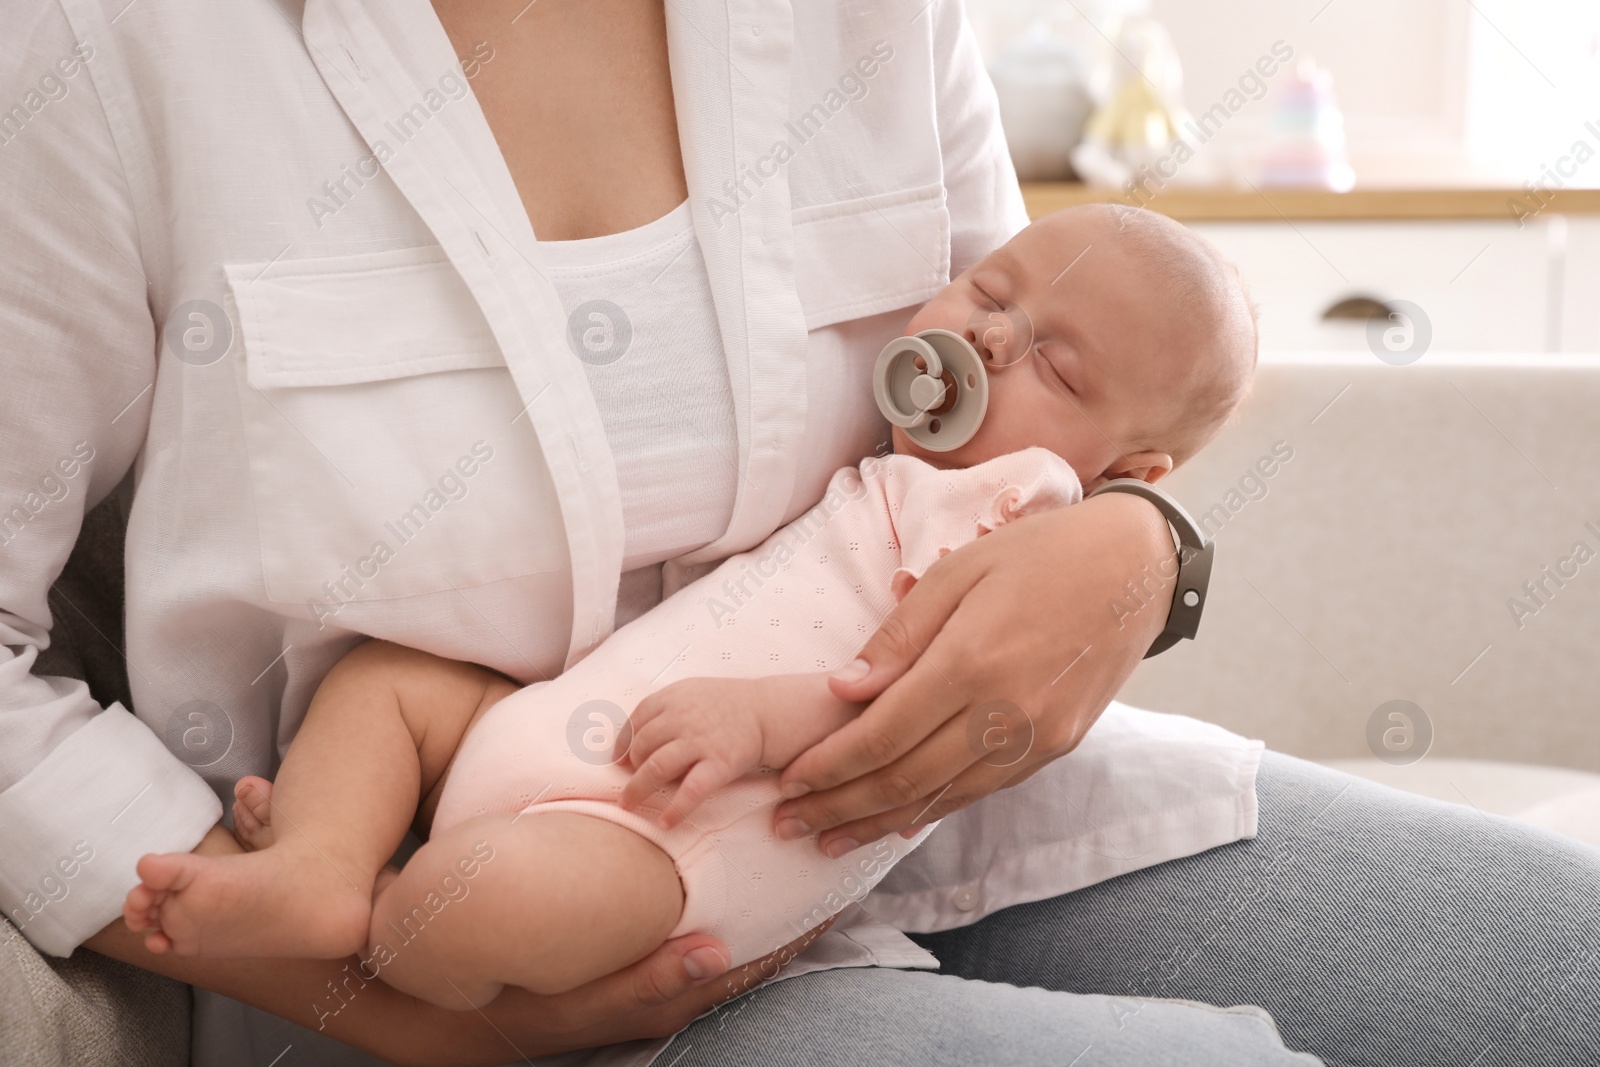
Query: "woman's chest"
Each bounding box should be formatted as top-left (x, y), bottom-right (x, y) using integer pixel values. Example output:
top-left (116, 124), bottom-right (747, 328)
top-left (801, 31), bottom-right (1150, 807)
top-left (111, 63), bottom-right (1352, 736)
top-left (428, 0), bottom-right (689, 242)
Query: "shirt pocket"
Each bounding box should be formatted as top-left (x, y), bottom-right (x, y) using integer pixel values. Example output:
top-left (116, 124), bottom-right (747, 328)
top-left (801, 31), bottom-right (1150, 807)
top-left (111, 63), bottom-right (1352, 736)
top-left (790, 181), bottom-right (951, 331)
top-left (224, 244), bottom-right (572, 612)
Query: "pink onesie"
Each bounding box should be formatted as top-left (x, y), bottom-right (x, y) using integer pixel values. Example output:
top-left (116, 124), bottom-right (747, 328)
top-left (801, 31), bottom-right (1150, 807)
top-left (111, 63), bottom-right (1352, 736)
top-left (430, 447), bottom-right (1082, 967)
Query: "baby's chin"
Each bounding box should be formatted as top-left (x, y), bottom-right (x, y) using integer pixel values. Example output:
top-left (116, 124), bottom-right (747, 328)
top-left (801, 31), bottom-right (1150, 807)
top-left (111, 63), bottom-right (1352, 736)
top-left (888, 426), bottom-right (917, 458)
top-left (888, 425), bottom-right (950, 466)
top-left (889, 425), bottom-right (1000, 469)
top-left (890, 425), bottom-right (1107, 488)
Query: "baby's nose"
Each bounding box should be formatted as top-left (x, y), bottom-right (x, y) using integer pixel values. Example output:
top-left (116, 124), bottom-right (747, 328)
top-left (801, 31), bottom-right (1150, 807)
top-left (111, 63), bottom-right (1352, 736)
top-left (965, 308), bottom-right (1032, 368)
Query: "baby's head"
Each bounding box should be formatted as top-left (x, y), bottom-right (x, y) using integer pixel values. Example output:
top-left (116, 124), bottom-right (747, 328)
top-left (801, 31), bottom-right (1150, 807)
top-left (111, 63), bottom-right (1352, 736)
top-left (893, 204), bottom-right (1257, 492)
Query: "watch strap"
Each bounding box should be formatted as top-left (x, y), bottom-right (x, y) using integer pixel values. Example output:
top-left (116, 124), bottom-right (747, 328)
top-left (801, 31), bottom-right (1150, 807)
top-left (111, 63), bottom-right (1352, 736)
top-left (1085, 479), bottom-right (1215, 658)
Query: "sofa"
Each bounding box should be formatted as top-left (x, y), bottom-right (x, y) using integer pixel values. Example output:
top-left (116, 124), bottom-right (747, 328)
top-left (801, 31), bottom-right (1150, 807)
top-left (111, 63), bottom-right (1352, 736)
top-left (1120, 352), bottom-right (1600, 845)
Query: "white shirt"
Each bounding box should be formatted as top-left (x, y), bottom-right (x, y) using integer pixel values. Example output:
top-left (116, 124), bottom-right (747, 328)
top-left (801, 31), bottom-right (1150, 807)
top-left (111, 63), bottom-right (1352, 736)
top-left (0, 3), bottom-right (1261, 1065)
top-left (535, 199), bottom-right (739, 572)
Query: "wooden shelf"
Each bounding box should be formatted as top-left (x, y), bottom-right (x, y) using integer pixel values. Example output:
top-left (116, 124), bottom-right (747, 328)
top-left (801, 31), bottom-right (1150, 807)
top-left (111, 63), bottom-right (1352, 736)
top-left (1020, 182), bottom-right (1600, 222)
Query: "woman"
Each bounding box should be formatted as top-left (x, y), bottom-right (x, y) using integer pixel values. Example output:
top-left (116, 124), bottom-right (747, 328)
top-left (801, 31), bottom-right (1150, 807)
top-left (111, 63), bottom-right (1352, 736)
top-left (2, 2), bottom-right (1595, 1065)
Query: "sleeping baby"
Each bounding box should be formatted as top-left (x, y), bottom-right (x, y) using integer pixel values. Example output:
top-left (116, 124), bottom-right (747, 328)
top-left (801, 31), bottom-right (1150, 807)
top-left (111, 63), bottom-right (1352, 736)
top-left (122, 204), bottom-right (1257, 1010)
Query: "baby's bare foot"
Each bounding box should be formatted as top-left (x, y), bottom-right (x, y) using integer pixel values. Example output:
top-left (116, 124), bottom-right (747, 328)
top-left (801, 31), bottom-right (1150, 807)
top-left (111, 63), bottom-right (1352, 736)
top-left (123, 846), bottom-right (371, 959)
top-left (231, 776), bottom-right (275, 851)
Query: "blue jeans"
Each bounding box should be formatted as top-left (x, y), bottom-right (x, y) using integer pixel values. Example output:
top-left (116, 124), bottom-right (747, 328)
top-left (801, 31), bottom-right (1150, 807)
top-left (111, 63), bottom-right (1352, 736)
top-left (201, 753), bottom-right (1600, 1065)
top-left (663, 753), bottom-right (1600, 1067)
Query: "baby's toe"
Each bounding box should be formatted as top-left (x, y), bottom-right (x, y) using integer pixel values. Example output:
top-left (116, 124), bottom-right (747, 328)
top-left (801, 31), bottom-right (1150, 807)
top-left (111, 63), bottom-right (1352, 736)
top-left (231, 776), bottom-right (276, 849)
top-left (234, 776), bottom-right (273, 816)
top-left (123, 882), bottom-right (166, 931)
top-left (135, 852), bottom-right (195, 894)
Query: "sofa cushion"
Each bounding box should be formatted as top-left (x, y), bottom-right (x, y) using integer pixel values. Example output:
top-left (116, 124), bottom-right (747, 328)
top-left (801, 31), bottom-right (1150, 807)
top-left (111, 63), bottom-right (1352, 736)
top-left (0, 919), bottom-right (189, 1067)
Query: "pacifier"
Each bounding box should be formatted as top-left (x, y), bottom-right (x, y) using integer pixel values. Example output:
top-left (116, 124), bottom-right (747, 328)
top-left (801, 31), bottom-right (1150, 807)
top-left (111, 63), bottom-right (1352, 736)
top-left (872, 329), bottom-right (990, 452)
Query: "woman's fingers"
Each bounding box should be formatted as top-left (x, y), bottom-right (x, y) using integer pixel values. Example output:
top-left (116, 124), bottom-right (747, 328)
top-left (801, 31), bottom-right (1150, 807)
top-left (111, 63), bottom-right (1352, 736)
top-left (518, 917), bottom-right (838, 1046)
top-left (780, 646), bottom-right (965, 804)
top-left (561, 932), bottom-right (733, 1021)
top-left (810, 758), bottom-right (1014, 857)
top-left (696, 915), bottom-right (837, 1002)
top-left (825, 548), bottom-right (979, 704)
top-left (778, 708), bottom-right (987, 845)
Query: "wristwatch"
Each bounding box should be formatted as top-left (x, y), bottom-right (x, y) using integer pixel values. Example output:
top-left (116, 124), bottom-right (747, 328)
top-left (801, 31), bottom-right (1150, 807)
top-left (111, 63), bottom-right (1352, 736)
top-left (1085, 479), bottom-right (1215, 658)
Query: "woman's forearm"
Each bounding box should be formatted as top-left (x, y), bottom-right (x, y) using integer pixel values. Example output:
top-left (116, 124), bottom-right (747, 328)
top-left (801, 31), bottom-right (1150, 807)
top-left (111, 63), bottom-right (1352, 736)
top-left (85, 917), bottom-right (500, 1066)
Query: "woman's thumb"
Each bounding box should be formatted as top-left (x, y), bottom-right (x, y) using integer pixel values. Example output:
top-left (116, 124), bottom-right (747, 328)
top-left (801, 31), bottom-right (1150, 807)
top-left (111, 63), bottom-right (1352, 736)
top-left (682, 944), bottom-right (730, 983)
top-left (829, 542), bottom-right (972, 700)
top-left (827, 615), bottom-right (922, 701)
top-left (628, 938), bottom-right (728, 1007)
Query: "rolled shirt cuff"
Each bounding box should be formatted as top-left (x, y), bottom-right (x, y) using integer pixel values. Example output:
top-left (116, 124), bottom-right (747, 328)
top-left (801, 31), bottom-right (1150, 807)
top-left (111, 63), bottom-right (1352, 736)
top-left (0, 704), bottom-right (223, 956)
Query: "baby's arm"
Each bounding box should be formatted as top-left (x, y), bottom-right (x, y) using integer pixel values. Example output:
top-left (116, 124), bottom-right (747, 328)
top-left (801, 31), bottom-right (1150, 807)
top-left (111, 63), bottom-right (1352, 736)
top-left (619, 674), bottom-right (863, 827)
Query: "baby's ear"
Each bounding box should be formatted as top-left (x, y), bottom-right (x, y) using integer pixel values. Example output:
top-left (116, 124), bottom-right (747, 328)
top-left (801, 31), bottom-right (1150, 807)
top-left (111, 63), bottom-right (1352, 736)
top-left (1105, 450), bottom-right (1172, 485)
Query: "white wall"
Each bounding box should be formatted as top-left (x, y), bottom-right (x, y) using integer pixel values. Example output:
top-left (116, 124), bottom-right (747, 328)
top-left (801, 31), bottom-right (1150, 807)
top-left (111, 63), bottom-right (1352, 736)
top-left (967, 0), bottom-right (1600, 187)
top-left (1147, 0), bottom-right (1469, 184)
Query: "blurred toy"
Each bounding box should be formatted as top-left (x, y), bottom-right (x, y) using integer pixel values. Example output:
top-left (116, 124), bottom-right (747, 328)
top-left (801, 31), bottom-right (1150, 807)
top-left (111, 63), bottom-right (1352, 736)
top-left (1259, 59), bottom-right (1355, 190)
top-left (1068, 14), bottom-right (1195, 187)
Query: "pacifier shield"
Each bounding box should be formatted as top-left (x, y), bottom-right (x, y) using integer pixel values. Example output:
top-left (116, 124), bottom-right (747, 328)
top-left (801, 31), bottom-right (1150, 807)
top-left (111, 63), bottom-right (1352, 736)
top-left (872, 329), bottom-right (989, 452)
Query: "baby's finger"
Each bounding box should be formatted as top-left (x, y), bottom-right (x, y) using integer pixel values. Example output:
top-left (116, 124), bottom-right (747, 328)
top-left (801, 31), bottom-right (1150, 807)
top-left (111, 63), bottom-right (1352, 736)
top-left (619, 697), bottom-right (667, 763)
top-left (658, 761), bottom-right (729, 829)
top-left (620, 741), bottom-right (696, 811)
top-left (627, 689), bottom-right (678, 734)
top-left (627, 714), bottom-right (681, 769)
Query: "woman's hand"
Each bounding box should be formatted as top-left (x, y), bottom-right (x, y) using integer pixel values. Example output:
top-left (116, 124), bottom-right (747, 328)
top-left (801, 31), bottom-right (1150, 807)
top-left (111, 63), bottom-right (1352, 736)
top-left (773, 491), bottom-right (1177, 857)
top-left (474, 917), bottom-right (836, 1065)
top-left (86, 824), bottom-right (837, 1066)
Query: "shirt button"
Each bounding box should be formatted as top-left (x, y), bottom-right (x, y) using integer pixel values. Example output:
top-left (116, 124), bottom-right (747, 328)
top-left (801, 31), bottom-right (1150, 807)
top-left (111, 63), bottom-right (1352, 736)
top-left (952, 885), bottom-right (980, 912)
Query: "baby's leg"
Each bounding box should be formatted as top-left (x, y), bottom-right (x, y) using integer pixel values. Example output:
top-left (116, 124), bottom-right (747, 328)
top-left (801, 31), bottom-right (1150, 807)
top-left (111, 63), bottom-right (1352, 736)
top-left (124, 641), bottom-right (512, 958)
top-left (369, 811), bottom-right (684, 1009)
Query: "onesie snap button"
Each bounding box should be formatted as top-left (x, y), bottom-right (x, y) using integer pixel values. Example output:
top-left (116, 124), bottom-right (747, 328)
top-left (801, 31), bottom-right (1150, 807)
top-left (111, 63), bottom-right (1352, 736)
top-left (952, 885), bottom-right (980, 912)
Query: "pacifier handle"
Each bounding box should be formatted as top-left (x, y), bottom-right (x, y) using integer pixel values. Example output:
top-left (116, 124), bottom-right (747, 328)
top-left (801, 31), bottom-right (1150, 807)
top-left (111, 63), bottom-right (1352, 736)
top-left (874, 335), bottom-right (945, 428)
top-left (872, 329), bottom-right (990, 452)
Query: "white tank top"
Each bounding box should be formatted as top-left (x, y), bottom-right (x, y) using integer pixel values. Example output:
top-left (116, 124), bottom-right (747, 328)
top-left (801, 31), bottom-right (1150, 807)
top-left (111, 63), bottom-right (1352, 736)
top-left (535, 200), bottom-right (739, 601)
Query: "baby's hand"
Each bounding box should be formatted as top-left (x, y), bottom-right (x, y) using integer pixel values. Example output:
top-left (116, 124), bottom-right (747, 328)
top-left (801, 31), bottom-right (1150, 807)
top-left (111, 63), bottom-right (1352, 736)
top-left (620, 678), bottom-right (769, 828)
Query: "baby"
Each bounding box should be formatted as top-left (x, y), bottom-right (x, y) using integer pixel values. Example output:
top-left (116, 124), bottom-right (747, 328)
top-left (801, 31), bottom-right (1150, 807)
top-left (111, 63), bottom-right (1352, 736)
top-left (123, 204), bottom-right (1257, 1010)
